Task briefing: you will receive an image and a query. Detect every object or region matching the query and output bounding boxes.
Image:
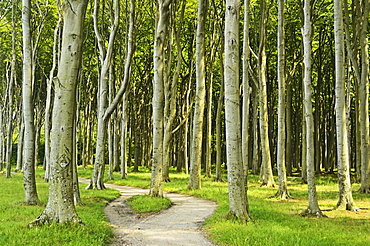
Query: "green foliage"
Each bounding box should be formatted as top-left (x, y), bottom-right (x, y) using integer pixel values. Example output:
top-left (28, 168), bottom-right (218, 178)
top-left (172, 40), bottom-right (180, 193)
top-left (0, 170), bottom-right (120, 246)
top-left (79, 166), bottom-right (370, 246)
top-left (126, 195), bottom-right (172, 214)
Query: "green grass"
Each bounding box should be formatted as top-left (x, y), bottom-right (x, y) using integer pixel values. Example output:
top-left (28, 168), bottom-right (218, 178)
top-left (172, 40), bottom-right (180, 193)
top-left (126, 195), bottom-right (172, 213)
top-left (2, 167), bottom-right (370, 246)
top-left (79, 166), bottom-right (370, 246)
top-left (0, 170), bottom-right (120, 246)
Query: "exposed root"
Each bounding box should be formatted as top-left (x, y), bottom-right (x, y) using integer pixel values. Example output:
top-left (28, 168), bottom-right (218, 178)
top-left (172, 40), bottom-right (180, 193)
top-left (299, 209), bottom-right (327, 218)
top-left (28, 213), bottom-right (83, 228)
top-left (213, 177), bottom-right (226, 182)
top-left (359, 187), bottom-right (370, 194)
top-left (224, 211), bottom-right (252, 224)
top-left (260, 181), bottom-right (275, 188)
top-left (270, 190), bottom-right (293, 200)
top-left (85, 182), bottom-right (106, 190)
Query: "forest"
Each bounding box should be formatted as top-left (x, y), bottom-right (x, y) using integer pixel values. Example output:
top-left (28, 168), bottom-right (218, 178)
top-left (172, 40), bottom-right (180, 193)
top-left (0, 0), bottom-right (370, 242)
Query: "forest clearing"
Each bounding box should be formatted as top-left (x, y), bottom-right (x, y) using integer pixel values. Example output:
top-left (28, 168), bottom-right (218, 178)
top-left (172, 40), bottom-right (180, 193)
top-left (1, 167), bottom-right (369, 245)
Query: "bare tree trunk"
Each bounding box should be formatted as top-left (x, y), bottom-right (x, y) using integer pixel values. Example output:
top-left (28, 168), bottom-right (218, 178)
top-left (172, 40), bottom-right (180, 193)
top-left (301, 0), bottom-right (323, 217)
top-left (188, 0), bottom-right (207, 190)
top-left (224, 0), bottom-right (250, 222)
top-left (333, 0), bottom-right (357, 210)
top-left (242, 0), bottom-right (251, 179)
top-left (29, 0), bottom-right (87, 226)
top-left (215, 59), bottom-right (224, 182)
top-left (16, 108), bottom-right (24, 171)
top-left (44, 16), bottom-right (61, 182)
top-left (87, 0), bottom-right (120, 190)
top-left (21, 0), bottom-right (39, 205)
top-left (259, 0), bottom-right (275, 187)
top-left (358, 0), bottom-right (370, 193)
top-left (275, 0), bottom-right (290, 199)
top-left (150, 0), bottom-right (172, 197)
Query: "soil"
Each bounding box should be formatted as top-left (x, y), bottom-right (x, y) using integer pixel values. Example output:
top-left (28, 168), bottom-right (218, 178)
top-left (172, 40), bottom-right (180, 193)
top-left (78, 178), bottom-right (217, 246)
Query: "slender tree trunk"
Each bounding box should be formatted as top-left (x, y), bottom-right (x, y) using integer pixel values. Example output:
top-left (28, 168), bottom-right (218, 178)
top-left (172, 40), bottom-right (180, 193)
top-left (87, 0), bottom-right (120, 190)
top-left (150, 0), bottom-right (172, 197)
top-left (29, 0), bottom-right (87, 226)
top-left (21, 0), bottom-right (39, 205)
top-left (301, 0), bottom-right (323, 217)
top-left (259, 0), bottom-right (275, 187)
top-left (275, 0), bottom-right (290, 199)
top-left (242, 0), bottom-right (251, 179)
top-left (215, 60), bottom-right (224, 182)
top-left (16, 109), bottom-right (24, 171)
top-left (224, 0), bottom-right (250, 222)
top-left (359, 0), bottom-right (370, 193)
top-left (333, 0), bottom-right (357, 210)
top-left (188, 0), bottom-right (207, 190)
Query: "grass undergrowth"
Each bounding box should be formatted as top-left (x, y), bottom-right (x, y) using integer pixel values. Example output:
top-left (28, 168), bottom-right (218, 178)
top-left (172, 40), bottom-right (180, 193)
top-left (126, 195), bottom-right (172, 213)
top-left (79, 166), bottom-right (370, 246)
top-left (0, 170), bottom-right (120, 246)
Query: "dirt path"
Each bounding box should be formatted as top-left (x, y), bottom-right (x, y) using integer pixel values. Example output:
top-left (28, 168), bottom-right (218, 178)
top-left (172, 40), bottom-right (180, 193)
top-left (78, 178), bottom-right (217, 246)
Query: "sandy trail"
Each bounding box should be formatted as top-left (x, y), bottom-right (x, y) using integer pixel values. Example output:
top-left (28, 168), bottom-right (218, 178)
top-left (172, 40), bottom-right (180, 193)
top-left (78, 178), bottom-right (217, 246)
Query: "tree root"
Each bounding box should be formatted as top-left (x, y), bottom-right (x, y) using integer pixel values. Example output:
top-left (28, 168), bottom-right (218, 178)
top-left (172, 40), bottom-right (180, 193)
top-left (299, 209), bottom-right (327, 218)
top-left (270, 190), bottom-right (293, 200)
top-left (213, 177), bottom-right (226, 182)
top-left (28, 212), bottom-right (83, 228)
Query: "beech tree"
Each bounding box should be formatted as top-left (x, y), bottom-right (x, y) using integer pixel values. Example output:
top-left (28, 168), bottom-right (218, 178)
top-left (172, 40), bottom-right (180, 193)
top-left (224, 0), bottom-right (250, 221)
top-left (333, 0), bottom-right (357, 210)
top-left (275, 0), bottom-right (290, 199)
top-left (21, 0), bottom-right (39, 205)
top-left (29, 0), bottom-right (88, 226)
top-left (150, 0), bottom-right (172, 197)
top-left (301, 0), bottom-right (323, 217)
top-left (188, 0), bottom-right (207, 190)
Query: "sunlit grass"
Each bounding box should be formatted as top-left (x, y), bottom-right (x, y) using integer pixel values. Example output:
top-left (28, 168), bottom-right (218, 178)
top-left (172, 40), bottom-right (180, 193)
top-left (126, 195), bottom-right (172, 213)
top-left (0, 170), bottom-right (120, 246)
top-left (78, 165), bottom-right (370, 246)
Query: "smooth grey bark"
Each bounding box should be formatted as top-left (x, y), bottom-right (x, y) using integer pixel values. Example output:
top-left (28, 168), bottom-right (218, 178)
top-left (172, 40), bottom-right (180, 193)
top-left (188, 0), bottom-right (207, 190)
top-left (16, 110), bottom-right (24, 171)
top-left (44, 16), bottom-right (61, 182)
top-left (242, 0), bottom-right (251, 179)
top-left (333, 0), bottom-right (357, 210)
top-left (215, 55), bottom-right (224, 182)
top-left (258, 0), bottom-right (275, 187)
top-left (358, 0), bottom-right (370, 193)
top-left (21, 0), bottom-right (39, 205)
top-left (29, 0), bottom-right (87, 226)
top-left (87, 0), bottom-right (120, 190)
top-left (163, 1), bottom-right (185, 182)
top-left (275, 0), bottom-right (290, 199)
top-left (150, 0), bottom-right (172, 197)
top-left (6, 0), bottom-right (16, 178)
top-left (301, 0), bottom-right (323, 217)
top-left (224, 0), bottom-right (250, 222)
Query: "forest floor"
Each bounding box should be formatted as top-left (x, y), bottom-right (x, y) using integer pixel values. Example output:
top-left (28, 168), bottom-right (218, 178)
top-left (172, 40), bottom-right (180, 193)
top-left (78, 178), bottom-right (217, 246)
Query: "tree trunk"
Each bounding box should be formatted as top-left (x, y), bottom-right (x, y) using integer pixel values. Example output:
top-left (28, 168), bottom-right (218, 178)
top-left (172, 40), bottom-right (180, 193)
top-left (242, 0), bottom-right (251, 179)
top-left (259, 0), bottom-right (275, 187)
top-left (21, 0), bottom-right (39, 205)
top-left (188, 0), bottom-right (207, 190)
top-left (275, 0), bottom-right (290, 199)
top-left (87, 0), bottom-right (120, 190)
top-left (359, 0), bottom-right (370, 193)
top-left (333, 0), bottom-right (357, 210)
top-left (29, 0), bottom-right (87, 226)
top-left (150, 0), bottom-right (172, 197)
top-left (224, 0), bottom-right (250, 222)
top-left (301, 0), bottom-right (323, 217)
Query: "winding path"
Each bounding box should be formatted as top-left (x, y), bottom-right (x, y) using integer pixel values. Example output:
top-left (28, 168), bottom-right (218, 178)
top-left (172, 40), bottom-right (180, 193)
top-left (78, 178), bottom-right (217, 246)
